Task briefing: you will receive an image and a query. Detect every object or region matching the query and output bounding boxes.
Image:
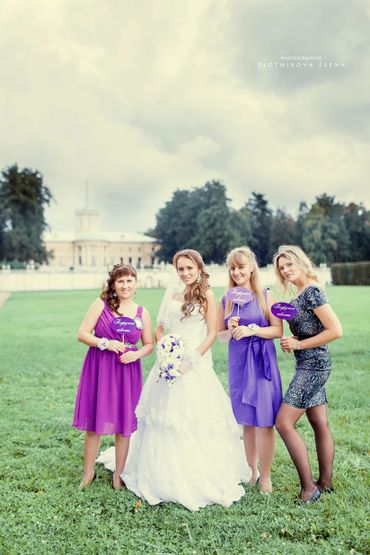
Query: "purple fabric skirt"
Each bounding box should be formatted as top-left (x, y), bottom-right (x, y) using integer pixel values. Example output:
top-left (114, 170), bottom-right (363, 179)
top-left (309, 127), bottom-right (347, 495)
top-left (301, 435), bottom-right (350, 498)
top-left (72, 348), bottom-right (142, 436)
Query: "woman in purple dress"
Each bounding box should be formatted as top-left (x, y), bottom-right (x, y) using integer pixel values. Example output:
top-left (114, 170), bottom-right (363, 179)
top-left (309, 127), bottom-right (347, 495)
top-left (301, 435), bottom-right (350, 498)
top-left (72, 264), bottom-right (153, 490)
top-left (217, 246), bottom-right (283, 494)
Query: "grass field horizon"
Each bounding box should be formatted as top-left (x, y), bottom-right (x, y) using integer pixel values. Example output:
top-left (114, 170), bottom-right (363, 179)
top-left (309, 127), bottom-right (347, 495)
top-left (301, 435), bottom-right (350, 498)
top-left (0, 286), bottom-right (369, 554)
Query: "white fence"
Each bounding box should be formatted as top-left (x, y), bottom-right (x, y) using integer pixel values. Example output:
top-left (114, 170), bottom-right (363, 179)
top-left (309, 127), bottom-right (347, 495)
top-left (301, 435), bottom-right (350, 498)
top-left (0, 265), bottom-right (332, 292)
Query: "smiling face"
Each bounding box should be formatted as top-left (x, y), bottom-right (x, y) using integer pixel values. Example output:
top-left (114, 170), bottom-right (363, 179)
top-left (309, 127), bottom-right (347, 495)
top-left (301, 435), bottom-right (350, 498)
top-left (176, 256), bottom-right (199, 286)
top-left (228, 255), bottom-right (253, 288)
top-left (277, 255), bottom-right (305, 284)
top-left (114, 273), bottom-right (137, 300)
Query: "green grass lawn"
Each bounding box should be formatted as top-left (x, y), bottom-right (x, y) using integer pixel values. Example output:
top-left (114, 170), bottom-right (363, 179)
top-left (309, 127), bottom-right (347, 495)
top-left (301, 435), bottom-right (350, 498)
top-left (0, 286), bottom-right (369, 555)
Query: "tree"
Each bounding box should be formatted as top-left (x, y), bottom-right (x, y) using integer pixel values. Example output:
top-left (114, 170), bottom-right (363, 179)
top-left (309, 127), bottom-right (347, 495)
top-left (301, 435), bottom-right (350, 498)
top-left (0, 164), bottom-right (53, 264)
top-left (154, 181), bottom-right (236, 263)
top-left (269, 208), bottom-right (296, 255)
top-left (343, 202), bottom-right (370, 261)
top-left (302, 194), bottom-right (350, 264)
top-left (192, 181), bottom-right (235, 263)
top-left (244, 192), bottom-right (272, 266)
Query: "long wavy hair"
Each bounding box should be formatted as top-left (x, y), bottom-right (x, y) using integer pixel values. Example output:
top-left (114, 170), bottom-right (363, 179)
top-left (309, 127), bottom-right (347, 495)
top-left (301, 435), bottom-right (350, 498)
top-left (172, 249), bottom-right (210, 320)
top-left (100, 263), bottom-right (137, 313)
top-left (224, 246), bottom-right (268, 319)
top-left (273, 245), bottom-right (319, 294)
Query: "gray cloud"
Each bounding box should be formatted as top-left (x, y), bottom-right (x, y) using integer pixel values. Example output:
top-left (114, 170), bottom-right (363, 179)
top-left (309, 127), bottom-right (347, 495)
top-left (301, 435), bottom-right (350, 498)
top-left (0, 0), bottom-right (369, 235)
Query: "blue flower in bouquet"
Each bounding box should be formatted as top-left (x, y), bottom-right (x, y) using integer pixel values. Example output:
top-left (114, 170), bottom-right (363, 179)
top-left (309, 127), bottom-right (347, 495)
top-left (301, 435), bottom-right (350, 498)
top-left (156, 334), bottom-right (185, 386)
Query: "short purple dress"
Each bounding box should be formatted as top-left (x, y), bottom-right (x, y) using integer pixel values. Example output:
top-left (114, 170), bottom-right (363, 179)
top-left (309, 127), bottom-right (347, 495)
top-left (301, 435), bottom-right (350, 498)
top-left (223, 292), bottom-right (282, 427)
top-left (72, 304), bottom-right (144, 436)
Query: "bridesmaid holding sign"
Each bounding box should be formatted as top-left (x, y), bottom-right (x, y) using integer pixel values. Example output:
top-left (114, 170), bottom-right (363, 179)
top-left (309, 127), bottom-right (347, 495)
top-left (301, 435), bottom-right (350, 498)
top-left (217, 246), bottom-right (283, 494)
top-left (273, 245), bottom-right (342, 502)
top-left (72, 264), bottom-right (153, 490)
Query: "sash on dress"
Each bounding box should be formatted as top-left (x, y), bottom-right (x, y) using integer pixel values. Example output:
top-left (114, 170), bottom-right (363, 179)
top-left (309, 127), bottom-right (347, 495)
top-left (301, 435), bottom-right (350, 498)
top-left (241, 337), bottom-right (272, 407)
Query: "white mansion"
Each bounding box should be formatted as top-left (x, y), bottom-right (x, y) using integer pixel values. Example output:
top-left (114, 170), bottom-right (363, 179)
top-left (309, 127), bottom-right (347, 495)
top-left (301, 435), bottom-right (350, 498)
top-left (44, 209), bottom-right (159, 270)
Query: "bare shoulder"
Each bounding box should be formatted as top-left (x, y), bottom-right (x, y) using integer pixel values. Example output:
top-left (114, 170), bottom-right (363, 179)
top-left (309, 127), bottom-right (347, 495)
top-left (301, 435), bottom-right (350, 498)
top-left (205, 288), bottom-right (215, 301)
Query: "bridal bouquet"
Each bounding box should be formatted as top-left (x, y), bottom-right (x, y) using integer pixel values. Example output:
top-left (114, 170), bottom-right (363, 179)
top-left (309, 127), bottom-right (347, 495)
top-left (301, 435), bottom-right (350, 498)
top-left (156, 334), bottom-right (185, 386)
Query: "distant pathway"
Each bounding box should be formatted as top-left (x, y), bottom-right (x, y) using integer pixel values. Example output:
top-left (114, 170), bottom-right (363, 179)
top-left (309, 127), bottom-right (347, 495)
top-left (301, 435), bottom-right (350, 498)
top-left (0, 292), bottom-right (10, 308)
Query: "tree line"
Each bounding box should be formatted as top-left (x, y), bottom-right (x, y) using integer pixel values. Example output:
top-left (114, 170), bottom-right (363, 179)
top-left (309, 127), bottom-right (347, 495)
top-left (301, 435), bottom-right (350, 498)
top-left (152, 180), bottom-right (370, 266)
top-left (0, 165), bottom-right (369, 268)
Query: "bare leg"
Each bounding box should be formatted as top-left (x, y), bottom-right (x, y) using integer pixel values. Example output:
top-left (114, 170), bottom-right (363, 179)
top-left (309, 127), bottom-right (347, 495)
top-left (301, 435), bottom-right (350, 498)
top-left (243, 426), bottom-right (259, 484)
top-left (112, 434), bottom-right (130, 489)
top-left (79, 431), bottom-right (100, 489)
top-left (256, 427), bottom-right (275, 493)
top-left (306, 404), bottom-right (334, 490)
top-left (275, 403), bottom-right (317, 500)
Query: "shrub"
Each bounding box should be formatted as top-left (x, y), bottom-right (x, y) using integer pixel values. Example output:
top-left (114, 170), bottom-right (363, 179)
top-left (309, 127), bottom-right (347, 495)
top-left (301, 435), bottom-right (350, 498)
top-left (331, 261), bottom-right (370, 285)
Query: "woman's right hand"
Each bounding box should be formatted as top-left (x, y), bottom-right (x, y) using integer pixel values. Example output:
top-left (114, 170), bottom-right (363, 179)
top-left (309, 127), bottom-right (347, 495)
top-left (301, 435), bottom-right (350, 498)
top-left (107, 340), bottom-right (126, 353)
top-left (227, 316), bottom-right (240, 331)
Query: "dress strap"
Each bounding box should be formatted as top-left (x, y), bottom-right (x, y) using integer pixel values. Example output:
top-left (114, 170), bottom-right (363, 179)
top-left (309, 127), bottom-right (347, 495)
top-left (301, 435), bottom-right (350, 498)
top-left (136, 305), bottom-right (143, 318)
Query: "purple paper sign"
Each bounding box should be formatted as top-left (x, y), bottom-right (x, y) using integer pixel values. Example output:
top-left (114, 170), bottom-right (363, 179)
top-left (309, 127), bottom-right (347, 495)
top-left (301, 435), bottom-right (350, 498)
top-left (226, 287), bottom-right (253, 306)
top-left (271, 302), bottom-right (298, 320)
top-left (111, 316), bottom-right (137, 334)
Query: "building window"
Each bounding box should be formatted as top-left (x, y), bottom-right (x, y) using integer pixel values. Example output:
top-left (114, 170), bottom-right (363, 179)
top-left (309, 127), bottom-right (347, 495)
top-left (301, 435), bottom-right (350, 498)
top-left (128, 256), bottom-right (132, 264)
top-left (120, 257), bottom-right (123, 264)
top-left (137, 257), bottom-right (142, 268)
top-left (78, 256), bottom-right (82, 265)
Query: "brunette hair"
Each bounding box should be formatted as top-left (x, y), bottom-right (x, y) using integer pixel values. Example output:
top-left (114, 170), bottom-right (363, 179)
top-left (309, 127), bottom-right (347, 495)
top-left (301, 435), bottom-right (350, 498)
top-left (172, 249), bottom-right (210, 319)
top-left (225, 246), bottom-right (268, 318)
top-left (273, 245), bottom-right (319, 294)
top-left (100, 263), bottom-right (137, 312)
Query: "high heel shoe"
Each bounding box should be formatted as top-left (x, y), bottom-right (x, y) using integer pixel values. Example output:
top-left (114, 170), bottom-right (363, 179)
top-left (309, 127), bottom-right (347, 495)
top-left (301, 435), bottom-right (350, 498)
top-left (296, 487), bottom-right (321, 503)
top-left (248, 474), bottom-right (260, 486)
top-left (314, 480), bottom-right (334, 493)
top-left (112, 473), bottom-right (125, 490)
top-left (79, 472), bottom-right (96, 490)
top-left (259, 479), bottom-right (273, 495)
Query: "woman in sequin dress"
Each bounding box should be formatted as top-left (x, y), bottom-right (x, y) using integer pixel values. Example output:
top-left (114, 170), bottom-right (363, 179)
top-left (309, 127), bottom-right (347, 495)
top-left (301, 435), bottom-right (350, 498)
top-left (273, 246), bottom-right (342, 502)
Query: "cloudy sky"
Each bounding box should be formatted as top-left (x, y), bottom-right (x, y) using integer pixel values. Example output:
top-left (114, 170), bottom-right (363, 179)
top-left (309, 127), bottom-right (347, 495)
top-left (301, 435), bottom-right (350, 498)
top-left (1, 0), bottom-right (369, 234)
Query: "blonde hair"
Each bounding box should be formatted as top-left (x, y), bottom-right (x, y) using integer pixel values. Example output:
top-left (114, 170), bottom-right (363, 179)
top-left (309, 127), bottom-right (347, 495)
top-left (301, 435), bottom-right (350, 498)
top-left (273, 245), bottom-right (319, 294)
top-left (172, 249), bottom-right (210, 320)
top-left (225, 246), bottom-right (268, 318)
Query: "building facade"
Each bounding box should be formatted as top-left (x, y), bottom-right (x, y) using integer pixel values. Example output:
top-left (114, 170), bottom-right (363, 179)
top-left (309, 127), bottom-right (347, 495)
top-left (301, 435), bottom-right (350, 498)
top-left (44, 209), bottom-right (158, 269)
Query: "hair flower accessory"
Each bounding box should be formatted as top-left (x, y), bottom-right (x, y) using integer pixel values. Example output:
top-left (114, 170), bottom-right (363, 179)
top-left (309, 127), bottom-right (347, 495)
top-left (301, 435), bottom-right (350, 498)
top-left (156, 334), bottom-right (185, 386)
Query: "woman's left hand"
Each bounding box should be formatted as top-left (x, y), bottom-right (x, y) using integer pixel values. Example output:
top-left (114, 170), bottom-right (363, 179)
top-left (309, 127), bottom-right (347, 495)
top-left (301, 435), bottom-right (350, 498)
top-left (280, 336), bottom-right (300, 352)
top-left (232, 325), bottom-right (254, 340)
top-left (119, 350), bottom-right (141, 364)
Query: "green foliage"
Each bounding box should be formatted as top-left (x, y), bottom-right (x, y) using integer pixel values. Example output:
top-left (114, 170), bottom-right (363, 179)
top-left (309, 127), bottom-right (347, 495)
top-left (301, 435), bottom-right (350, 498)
top-left (0, 287), bottom-right (369, 554)
top-left (0, 163), bottom-right (53, 264)
top-left (331, 261), bottom-right (370, 285)
top-left (154, 181), bottom-right (236, 263)
top-left (153, 185), bottom-right (369, 266)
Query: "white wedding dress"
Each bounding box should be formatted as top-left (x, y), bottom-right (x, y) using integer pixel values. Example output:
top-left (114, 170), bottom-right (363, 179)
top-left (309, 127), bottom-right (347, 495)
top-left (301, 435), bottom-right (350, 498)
top-left (97, 299), bottom-right (250, 511)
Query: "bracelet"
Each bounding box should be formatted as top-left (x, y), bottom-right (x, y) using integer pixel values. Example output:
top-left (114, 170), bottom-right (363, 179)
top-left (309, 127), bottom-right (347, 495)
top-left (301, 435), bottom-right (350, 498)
top-left (296, 340), bottom-right (302, 350)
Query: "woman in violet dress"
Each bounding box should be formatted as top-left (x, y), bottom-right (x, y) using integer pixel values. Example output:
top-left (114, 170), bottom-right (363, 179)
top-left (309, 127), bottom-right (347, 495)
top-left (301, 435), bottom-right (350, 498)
top-left (97, 249), bottom-right (250, 511)
top-left (273, 245), bottom-right (342, 502)
top-left (72, 264), bottom-right (153, 490)
top-left (217, 246), bottom-right (283, 494)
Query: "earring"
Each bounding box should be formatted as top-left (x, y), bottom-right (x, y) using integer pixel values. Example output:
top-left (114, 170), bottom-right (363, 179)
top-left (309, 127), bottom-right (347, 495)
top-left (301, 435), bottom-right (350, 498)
top-left (197, 273), bottom-right (201, 284)
top-left (113, 291), bottom-right (117, 297)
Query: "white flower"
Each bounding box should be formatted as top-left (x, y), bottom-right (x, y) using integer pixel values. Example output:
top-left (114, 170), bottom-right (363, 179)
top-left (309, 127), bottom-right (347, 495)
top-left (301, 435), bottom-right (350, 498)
top-left (156, 334), bottom-right (185, 386)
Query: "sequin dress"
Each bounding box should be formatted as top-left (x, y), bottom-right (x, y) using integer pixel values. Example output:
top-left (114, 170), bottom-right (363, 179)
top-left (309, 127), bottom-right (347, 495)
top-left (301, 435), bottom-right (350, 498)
top-left (283, 285), bottom-right (331, 409)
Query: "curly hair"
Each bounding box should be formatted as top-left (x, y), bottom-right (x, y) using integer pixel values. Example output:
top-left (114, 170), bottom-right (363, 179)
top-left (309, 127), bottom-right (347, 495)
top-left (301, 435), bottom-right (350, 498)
top-left (100, 263), bottom-right (137, 313)
top-left (172, 249), bottom-right (210, 320)
top-left (272, 245), bottom-right (319, 294)
top-left (225, 246), bottom-right (268, 319)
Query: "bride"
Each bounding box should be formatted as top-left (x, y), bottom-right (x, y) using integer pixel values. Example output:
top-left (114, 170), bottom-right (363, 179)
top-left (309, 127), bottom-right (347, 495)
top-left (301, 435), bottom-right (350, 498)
top-left (97, 249), bottom-right (250, 511)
